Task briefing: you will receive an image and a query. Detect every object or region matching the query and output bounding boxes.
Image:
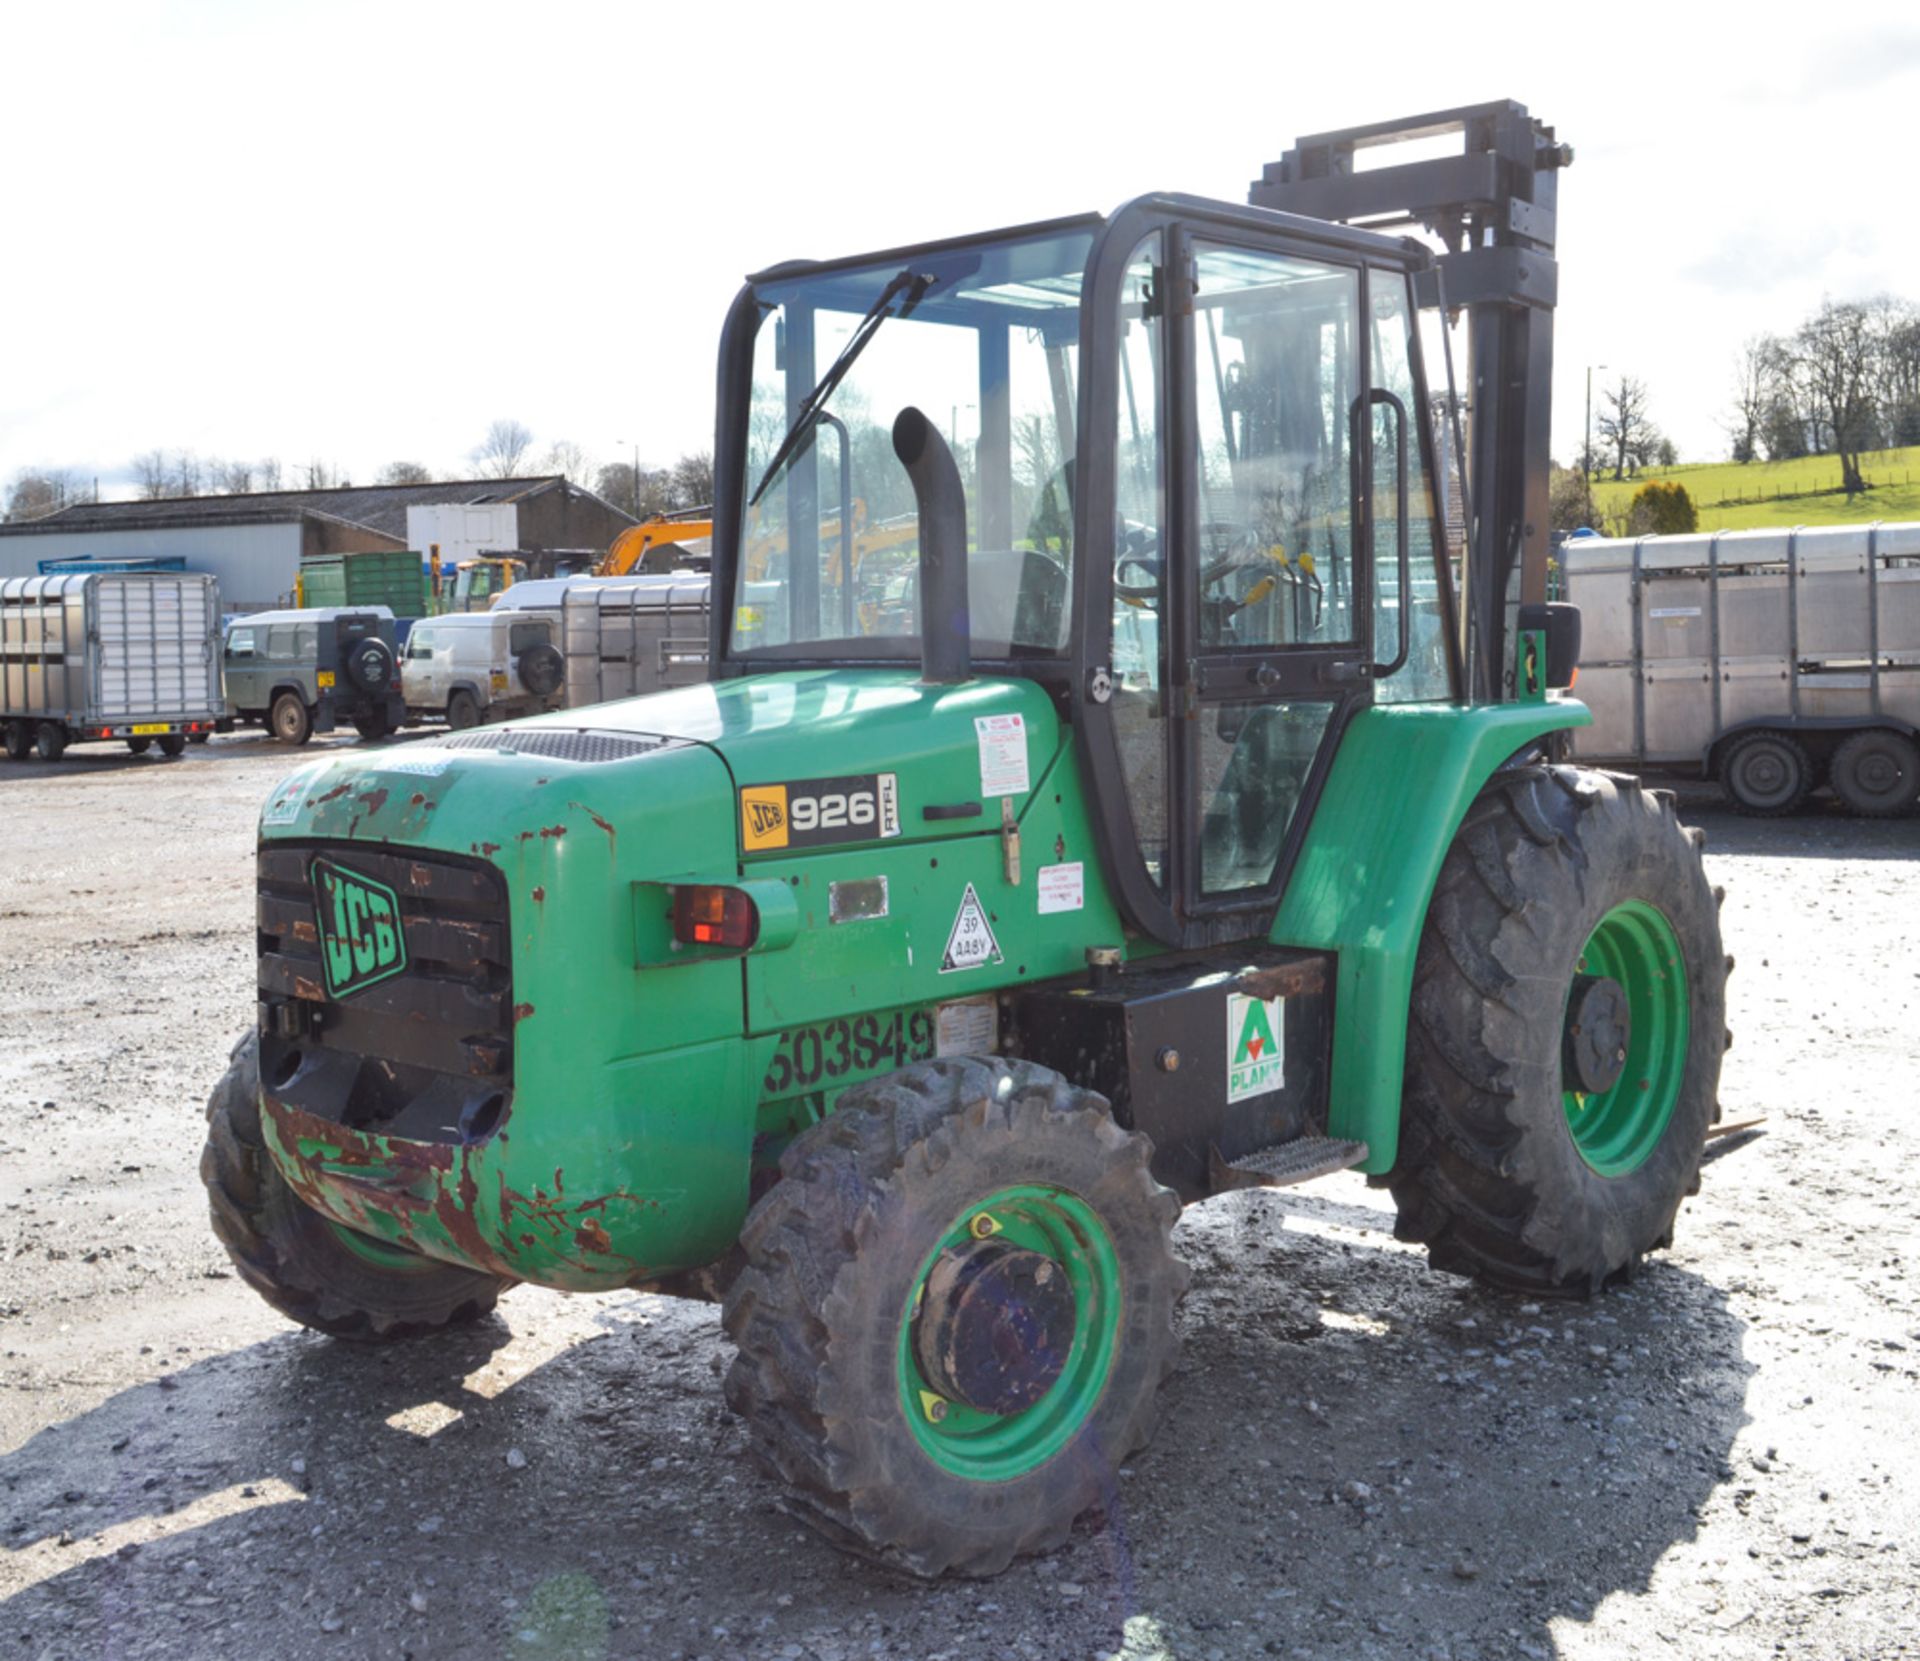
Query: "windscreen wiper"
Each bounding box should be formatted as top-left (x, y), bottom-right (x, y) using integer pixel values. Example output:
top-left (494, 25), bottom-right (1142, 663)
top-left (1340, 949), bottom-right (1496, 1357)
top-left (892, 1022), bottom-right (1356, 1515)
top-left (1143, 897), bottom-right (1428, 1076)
top-left (748, 266), bottom-right (936, 508)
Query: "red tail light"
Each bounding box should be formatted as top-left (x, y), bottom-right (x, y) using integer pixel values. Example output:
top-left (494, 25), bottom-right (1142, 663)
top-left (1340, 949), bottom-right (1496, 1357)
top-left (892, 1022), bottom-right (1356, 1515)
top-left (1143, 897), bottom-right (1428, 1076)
top-left (672, 885), bottom-right (759, 950)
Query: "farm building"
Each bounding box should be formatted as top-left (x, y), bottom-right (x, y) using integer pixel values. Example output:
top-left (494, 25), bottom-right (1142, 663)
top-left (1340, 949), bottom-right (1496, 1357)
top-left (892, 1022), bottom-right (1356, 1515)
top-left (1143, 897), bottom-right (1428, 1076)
top-left (0, 477), bottom-right (633, 610)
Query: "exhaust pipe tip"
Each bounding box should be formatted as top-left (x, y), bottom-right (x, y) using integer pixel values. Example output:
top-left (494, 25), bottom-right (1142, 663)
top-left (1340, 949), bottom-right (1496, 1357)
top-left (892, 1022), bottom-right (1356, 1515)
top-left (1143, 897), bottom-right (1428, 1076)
top-left (891, 405), bottom-right (971, 686)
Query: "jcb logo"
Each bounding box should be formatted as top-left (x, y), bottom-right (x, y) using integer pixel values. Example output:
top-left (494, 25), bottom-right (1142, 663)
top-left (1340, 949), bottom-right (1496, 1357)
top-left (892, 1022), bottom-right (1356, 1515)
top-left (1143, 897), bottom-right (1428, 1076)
top-left (740, 786), bottom-right (790, 851)
top-left (311, 859), bottom-right (408, 999)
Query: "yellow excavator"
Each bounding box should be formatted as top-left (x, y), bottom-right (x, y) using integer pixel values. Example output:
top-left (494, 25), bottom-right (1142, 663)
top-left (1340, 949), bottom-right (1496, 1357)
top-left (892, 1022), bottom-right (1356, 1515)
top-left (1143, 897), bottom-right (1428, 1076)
top-left (599, 512), bottom-right (716, 577)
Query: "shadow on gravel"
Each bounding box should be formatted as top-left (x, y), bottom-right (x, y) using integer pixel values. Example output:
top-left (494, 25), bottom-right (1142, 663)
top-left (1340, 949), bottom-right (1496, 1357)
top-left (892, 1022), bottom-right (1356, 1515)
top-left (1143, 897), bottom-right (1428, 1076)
top-left (2, 1199), bottom-right (1753, 1661)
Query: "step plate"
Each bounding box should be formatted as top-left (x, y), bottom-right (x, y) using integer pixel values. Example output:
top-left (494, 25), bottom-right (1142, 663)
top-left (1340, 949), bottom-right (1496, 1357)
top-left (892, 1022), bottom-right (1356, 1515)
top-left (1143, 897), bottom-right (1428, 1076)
top-left (1210, 1136), bottom-right (1369, 1192)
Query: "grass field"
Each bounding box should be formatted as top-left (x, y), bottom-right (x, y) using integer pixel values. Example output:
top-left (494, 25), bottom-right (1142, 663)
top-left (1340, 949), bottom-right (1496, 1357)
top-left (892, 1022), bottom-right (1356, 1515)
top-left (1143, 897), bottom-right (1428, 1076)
top-left (1586, 444), bottom-right (1920, 531)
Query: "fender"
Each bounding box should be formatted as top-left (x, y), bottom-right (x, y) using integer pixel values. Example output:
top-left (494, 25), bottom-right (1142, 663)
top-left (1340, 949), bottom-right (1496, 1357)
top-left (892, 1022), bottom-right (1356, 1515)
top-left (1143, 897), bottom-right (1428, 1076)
top-left (1271, 698), bottom-right (1591, 1170)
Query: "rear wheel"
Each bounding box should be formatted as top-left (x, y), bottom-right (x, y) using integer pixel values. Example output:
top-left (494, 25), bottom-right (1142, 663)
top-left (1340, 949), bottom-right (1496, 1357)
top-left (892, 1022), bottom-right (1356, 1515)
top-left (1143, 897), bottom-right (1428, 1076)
top-left (126, 737), bottom-right (153, 755)
top-left (446, 689), bottom-right (481, 730)
top-left (723, 1057), bottom-right (1187, 1577)
top-left (34, 723), bottom-right (66, 761)
top-left (157, 733), bottom-right (187, 757)
top-left (1829, 728), bottom-right (1919, 817)
top-left (352, 708), bottom-right (393, 741)
top-left (1389, 764), bottom-right (1727, 1296)
top-left (1720, 729), bottom-right (1810, 815)
top-left (188, 730), bottom-right (211, 745)
top-left (270, 693), bottom-right (313, 746)
top-left (201, 1032), bottom-right (509, 1340)
top-left (3, 722), bottom-right (29, 762)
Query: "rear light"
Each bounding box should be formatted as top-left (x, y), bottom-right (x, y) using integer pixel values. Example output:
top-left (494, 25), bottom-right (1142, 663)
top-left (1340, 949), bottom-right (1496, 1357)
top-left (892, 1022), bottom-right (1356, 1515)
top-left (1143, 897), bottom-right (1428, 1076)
top-left (672, 885), bottom-right (759, 950)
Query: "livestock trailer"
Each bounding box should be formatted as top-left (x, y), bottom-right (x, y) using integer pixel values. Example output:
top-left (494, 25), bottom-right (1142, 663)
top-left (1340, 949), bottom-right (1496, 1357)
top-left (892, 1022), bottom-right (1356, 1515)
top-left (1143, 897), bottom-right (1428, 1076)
top-left (1564, 523), bottom-right (1920, 813)
top-left (493, 574), bottom-right (711, 708)
top-left (0, 572), bottom-right (224, 760)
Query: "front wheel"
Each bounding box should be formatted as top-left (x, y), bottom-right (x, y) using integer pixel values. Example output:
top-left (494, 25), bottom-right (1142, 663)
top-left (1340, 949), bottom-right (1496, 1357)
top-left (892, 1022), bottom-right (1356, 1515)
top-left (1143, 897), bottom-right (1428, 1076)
top-left (3, 722), bottom-right (29, 762)
top-left (201, 1032), bottom-right (509, 1339)
top-left (34, 723), bottom-right (67, 761)
top-left (126, 737), bottom-right (153, 756)
top-left (1720, 729), bottom-right (1810, 816)
top-left (722, 1058), bottom-right (1187, 1578)
top-left (1389, 765), bottom-right (1727, 1296)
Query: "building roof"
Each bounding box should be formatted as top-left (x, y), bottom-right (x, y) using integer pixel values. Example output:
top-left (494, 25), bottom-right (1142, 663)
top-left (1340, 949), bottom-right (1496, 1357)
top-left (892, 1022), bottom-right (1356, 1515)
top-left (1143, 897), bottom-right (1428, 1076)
top-left (0, 476), bottom-right (620, 542)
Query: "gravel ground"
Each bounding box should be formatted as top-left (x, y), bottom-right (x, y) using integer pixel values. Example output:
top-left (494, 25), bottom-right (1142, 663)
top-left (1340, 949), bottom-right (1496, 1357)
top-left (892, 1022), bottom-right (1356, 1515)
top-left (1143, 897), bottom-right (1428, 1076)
top-left (1, 734), bottom-right (1917, 1661)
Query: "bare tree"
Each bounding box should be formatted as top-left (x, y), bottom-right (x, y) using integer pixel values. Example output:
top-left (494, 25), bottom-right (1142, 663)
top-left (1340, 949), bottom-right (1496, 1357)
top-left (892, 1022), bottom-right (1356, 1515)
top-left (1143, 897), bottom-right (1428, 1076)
top-left (5, 468), bottom-right (93, 522)
top-left (377, 461), bottom-right (434, 485)
top-left (132, 450), bottom-right (170, 499)
top-left (1796, 300), bottom-right (1878, 495)
top-left (258, 457), bottom-right (283, 491)
top-left (1724, 336), bottom-right (1779, 464)
top-left (475, 419), bottom-right (533, 480)
top-left (168, 452), bottom-right (204, 497)
top-left (1597, 376), bottom-right (1656, 480)
top-left (542, 440), bottom-right (593, 485)
top-left (210, 458), bottom-right (256, 494)
top-left (669, 450), bottom-right (714, 510)
top-left (594, 462), bottom-right (640, 516)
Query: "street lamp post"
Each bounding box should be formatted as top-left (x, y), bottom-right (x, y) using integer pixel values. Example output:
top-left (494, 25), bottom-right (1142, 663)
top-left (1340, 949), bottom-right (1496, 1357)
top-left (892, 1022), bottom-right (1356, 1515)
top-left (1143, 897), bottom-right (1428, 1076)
top-left (1584, 364), bottom-right (1608, 526)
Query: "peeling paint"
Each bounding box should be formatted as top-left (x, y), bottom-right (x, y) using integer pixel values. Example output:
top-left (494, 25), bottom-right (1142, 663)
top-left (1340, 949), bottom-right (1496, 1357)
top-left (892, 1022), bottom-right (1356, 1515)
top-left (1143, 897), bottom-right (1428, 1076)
top-left (568, 801), bottom-right (617, 852)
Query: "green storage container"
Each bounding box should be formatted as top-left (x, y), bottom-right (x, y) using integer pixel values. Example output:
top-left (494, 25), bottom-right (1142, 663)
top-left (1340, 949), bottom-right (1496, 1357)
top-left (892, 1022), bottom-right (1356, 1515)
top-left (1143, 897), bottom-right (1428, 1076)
top-left (299, 551), bottom-right (428, 619)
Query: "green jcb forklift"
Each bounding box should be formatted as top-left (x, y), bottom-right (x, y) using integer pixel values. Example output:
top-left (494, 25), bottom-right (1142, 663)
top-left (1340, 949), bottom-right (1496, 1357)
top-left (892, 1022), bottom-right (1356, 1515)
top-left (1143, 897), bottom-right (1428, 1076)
top-left (204, 102), bottom-right (1728, 1577)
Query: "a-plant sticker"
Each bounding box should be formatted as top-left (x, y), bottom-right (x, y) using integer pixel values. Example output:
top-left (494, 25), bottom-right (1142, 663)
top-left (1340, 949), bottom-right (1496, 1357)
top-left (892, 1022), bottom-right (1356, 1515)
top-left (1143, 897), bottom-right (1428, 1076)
top-left (312, 859), bottom-right (408, 999)
top-left (940, 883), bottom-right (1002, 973)
top-left (1226, 992), bottom-right (1285, 1102)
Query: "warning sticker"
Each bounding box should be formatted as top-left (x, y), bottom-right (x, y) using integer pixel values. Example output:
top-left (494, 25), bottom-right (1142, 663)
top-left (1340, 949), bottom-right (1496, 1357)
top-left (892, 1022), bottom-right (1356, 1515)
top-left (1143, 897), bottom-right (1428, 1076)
top-left (940, 883), bottom-right (1003, 973)
top-left (974, 713), bottom-right (1029, 797)
top-left (261, 765), bottom-right (322, 828)
top-left (1036, 862), bottom-right (1084, 914)
top-left (1226, 991), bottom-right (1286, 1102)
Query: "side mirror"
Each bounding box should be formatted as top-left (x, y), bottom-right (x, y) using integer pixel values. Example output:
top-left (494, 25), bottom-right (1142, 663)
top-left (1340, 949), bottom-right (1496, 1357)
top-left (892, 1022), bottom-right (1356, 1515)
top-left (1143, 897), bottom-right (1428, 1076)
top-left (1518, 602), bottom-right (1581, 689)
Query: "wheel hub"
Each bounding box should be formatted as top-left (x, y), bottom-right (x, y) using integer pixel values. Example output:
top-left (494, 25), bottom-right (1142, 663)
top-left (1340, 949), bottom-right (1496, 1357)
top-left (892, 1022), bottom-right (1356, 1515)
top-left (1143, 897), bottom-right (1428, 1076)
top-left (1563, 972), bottom-right (1631, 1095)
top-left (912, 1241), bottom-right (1077, 1415)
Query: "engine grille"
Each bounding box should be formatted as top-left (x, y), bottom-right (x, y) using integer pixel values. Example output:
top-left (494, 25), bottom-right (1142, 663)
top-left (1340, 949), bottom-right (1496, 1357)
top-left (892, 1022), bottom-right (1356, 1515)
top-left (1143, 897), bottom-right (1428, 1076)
top-left (434, 728), bottom-right (678, 765)
top-left (256, 843), bottom-right (513, 1141)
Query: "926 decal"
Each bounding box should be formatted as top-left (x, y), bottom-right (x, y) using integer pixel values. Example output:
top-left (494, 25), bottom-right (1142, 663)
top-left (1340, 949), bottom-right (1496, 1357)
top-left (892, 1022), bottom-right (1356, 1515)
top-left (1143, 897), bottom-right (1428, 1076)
top-left (762, 1010), bottom-right (935, 1096)
top-left (740, 772), bottom-right (901, 852)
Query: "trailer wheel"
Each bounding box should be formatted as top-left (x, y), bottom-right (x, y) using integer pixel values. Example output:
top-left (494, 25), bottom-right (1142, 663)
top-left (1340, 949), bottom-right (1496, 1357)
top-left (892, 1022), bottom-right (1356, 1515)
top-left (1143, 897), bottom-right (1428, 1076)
top-left (157, 734), bottom-right (187, 757)
top-left (270, 693), bottom-right (313, 746)
top-left (1829, 728), bottom-right (1919, 818)
top-left (446, 690), bottom-right (481, 730)
top-left (723, 1057), bottom-right (1187, 1578)
top-left (126, 737), bottom-right (153, 756)
top-left (188, 731), bottom-right (210, 745)
top-left (1720, 729), bottom-right (1811, 815)
top-left (3, 723), bottom-right (28, 762)
top-left (1389, 764), bottom-right (1727, 1296)
top-left (34, 723), bottom-right (67, 762)
top-left (202, 1032), bottom-right (509, 1340)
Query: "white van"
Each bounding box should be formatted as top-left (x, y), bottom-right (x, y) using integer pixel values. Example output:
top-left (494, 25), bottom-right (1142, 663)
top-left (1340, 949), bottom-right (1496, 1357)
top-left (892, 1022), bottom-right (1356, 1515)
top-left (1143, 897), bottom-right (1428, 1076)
top-left (401, 613), bottom-right (566, 728)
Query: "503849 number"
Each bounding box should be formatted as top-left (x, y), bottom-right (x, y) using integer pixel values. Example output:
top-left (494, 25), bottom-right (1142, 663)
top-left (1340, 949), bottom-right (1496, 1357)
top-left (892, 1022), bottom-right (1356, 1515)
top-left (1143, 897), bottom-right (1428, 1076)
top-left (762, 1010), bottom-right (936, 1097)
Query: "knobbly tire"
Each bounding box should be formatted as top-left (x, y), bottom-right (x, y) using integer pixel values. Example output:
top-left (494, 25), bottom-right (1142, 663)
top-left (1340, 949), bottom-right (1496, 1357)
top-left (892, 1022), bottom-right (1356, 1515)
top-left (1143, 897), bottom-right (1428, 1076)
top-left (1389, 763), bottom-right (1727, 1296)
top-left (722, 1057), bottom-right (1188, 1578)
top-left (201, 1032), bottom-right (508, 1340)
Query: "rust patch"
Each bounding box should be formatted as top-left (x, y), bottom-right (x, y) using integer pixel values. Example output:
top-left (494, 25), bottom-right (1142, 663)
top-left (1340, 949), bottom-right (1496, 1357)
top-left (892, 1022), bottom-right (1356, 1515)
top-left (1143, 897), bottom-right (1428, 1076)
top-left (292, 975), bottom-right (324, 1002)
top-left (313, 782), bottom-right (352, 805)
top-left (530, 885), bottom-right (545, 904)
top-left (575, 1218), bottom-right (612, 1254)
top-left (567, 801), bottom-right (617, 852)
top-left (291, 919), bottom-right (317, 944)
top-left (512, 1002), bottom-right (536, 1023)
top-left (540, 824), bottom-right (567, 840)
top-left (409, 793), bottom-right (428, 808)
top-left (358, 788), bottom-right (390, 816)
top-left (477, 841), bottom-right (501, 857)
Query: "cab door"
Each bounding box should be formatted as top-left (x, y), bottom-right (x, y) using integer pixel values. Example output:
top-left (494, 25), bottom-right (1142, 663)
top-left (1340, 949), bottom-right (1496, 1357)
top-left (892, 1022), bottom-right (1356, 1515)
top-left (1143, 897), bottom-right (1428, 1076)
top-left (1077, 213), bottom-right (1405, 949)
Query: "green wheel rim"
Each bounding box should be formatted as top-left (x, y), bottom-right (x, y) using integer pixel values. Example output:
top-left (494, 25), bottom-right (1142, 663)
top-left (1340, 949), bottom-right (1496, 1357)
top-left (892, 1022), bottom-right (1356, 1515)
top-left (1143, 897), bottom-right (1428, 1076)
top-left (327, 1218), bottom-right (436, 1272)
top-left (1562, 900), bottom-right (1689, 1176)
top-left (896, 1184), bottom-right (1121, 1482)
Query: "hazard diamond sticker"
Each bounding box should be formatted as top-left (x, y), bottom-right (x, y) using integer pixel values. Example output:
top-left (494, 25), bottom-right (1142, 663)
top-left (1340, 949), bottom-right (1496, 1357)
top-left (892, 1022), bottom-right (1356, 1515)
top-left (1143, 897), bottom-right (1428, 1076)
top-left (940, 883), bottom-right (1003, 973)
top-left (1226, 991), bottom-right (1285, 1102)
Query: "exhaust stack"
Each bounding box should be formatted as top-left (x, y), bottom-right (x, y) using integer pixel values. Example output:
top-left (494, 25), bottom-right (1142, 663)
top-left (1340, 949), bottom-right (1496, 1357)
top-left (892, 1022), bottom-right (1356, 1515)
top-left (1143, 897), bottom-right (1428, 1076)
top-left (891, 406), bottom-right (971, 685)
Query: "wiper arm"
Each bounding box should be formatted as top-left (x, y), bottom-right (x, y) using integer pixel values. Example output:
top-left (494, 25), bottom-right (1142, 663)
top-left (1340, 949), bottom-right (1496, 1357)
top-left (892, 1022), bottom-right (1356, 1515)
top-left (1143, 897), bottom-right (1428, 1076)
top-left (749, 265), bottom-right (935, 508)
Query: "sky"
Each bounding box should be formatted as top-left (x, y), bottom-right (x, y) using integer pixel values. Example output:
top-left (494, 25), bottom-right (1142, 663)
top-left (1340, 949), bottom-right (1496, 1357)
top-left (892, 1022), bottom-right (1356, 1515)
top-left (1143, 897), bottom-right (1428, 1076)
top-left (5, 1), bottom-right (1919, 501)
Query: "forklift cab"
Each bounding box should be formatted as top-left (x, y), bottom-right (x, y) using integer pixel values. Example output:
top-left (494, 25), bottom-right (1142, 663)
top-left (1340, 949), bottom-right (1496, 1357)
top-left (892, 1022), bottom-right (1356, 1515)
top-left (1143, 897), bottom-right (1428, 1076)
top-left (712, 198), bottom-right (1460, 949)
